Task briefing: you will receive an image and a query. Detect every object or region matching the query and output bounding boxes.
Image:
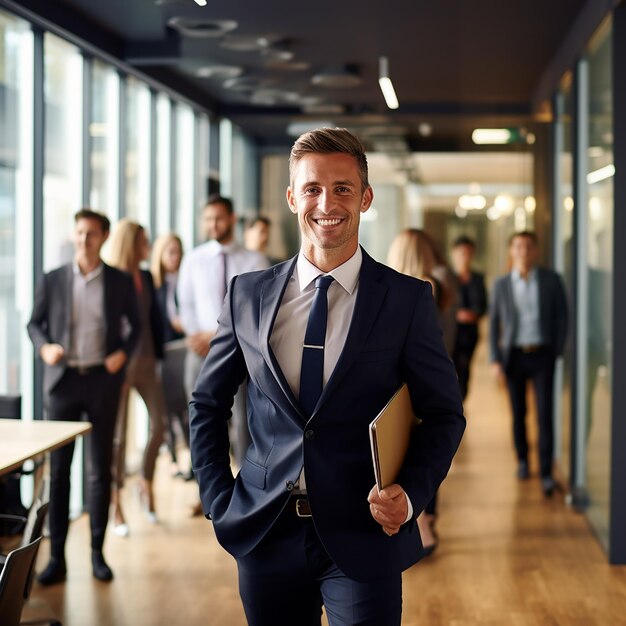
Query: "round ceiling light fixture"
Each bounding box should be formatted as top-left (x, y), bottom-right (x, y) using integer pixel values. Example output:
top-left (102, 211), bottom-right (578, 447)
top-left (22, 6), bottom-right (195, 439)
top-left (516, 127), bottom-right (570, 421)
top-left (167, 17), bottom-right (237, 38)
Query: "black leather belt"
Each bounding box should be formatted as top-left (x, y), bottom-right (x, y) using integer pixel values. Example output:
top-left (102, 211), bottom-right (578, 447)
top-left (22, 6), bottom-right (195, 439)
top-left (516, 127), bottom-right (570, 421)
top-left (287, 496), bottom-right (312, 518)
top-left (67, 364), bottom-right (106, 376)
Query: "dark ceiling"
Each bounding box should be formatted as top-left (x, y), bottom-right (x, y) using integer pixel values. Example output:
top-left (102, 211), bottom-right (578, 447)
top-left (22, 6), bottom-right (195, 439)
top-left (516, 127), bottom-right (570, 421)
top-left (12, 0), bottom-right (588, 150)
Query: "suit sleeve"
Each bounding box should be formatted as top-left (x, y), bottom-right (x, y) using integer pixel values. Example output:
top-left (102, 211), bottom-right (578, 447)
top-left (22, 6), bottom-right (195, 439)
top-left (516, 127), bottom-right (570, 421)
top-left (177, 253), bottom-right (198, 335)
top-left (398, 281), bottom-right (466, 518)
top-left (145, 271), bottom-right (165, 359)
top-left (189, 275), bottom-right (248, 517)
top-left (119, 272), bottom-right (141, 358)
top-left (27, 274), bottom-right (51, 356)
top-left (489, 279), bottom-right (502, 363)
top-left (473, 274), bottom-right (488, 318)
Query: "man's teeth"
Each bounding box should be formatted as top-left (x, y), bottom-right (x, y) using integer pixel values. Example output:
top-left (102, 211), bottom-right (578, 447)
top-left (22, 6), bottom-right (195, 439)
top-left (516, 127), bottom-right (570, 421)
top-left (316, 218), bottom-right (342, 226)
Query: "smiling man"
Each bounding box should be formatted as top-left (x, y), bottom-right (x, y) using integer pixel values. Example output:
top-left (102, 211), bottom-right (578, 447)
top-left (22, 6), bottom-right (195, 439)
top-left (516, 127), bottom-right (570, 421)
top-left (189, 128), bottom-right (465, 626)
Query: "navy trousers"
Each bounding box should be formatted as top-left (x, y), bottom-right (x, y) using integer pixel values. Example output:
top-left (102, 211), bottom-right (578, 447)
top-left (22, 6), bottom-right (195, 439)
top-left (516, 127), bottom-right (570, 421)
top-left (236, 502), bottom-right (402, 626)
top-left (505, 347), bottom-right (556, 478)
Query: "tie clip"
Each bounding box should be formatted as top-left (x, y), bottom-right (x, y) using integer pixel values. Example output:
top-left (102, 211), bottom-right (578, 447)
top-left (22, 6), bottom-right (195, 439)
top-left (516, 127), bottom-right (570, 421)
top-left (303, 344), bottom-right (324, 350)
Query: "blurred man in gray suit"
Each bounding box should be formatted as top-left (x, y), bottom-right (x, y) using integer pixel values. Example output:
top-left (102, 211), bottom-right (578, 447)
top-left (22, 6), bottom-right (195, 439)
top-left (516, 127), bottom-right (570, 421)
top-left (490, 231), bottom-right (567, 497)
top-left (28, 209), bottom-right (140, 584)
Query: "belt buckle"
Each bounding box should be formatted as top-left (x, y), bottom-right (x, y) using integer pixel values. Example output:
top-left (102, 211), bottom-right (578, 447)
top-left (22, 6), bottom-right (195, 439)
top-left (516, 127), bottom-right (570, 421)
top-left (76, 366), bottom-right (89, 375)
top-left (295, 498), bottom-right (312, 518)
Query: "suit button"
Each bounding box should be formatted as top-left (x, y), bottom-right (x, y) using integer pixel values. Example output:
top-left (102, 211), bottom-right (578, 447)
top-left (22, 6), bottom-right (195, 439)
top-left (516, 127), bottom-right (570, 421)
top-left (305, 430), bottom-right (315, 440)
top-left (286, 481), bottom-right (294, 491)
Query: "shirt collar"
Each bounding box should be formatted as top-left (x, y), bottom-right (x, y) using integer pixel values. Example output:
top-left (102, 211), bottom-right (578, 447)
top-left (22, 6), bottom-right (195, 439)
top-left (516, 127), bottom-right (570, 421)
top-left (207, 239), bottom-right (240, 254)
top-left (512, 267), bottom-right (536, 282)
top-left (296, 247), bottom-right (362, 295)
top-left (73, 260), bottom-right (104, 281)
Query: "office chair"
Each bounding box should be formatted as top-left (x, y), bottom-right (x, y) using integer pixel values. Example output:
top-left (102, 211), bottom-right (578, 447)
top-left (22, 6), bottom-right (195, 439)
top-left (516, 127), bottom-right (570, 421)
top-left (0, 502), bottom-right (62, 626)
top-left (0, 536), bottom-right (43, 626)
top-left (0, 501), bottom-right (50, 569)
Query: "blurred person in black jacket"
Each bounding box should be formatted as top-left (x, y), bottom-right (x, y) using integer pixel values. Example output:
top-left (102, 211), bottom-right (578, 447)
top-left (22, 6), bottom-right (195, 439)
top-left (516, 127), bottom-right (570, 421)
top-left (450, 235), bottom-right (487, 400)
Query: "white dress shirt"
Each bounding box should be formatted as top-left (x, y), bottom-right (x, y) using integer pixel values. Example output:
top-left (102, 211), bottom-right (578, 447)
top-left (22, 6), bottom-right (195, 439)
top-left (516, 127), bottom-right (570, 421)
top-left (511, 268), bottom-right (543, 346)
top-left (67, 262), bottom-right (106, 367)
top-left (270, 248), bottom-right (361, 399)
top-left (178, 240), bottom-right (269, 334)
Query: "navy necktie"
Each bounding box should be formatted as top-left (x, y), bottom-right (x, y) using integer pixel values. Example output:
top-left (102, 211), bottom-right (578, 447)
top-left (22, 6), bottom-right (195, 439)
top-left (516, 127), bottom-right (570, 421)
top-left (299, 275), bottom-right (334, 417)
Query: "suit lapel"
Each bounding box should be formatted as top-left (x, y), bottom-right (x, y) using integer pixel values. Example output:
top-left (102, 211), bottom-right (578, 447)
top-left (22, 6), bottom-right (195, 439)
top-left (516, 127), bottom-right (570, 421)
top-left (258, 256), bottom-right (304, 418)
top-left (313, 249), bottom-right (387, 415)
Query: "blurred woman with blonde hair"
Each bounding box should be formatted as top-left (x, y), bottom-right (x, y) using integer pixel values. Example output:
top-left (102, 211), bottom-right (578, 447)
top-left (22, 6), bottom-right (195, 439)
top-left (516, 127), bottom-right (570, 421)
top-left (150, 233), bottom-right (192, 479)
top-left (106, 219), bottom-right (166, 534)
top-left (387, 228), bottom-right (455, 556)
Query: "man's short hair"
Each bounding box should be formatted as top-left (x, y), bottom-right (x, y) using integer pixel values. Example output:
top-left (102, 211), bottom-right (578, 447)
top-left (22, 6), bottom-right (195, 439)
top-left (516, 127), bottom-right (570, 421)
top-left (509, 230), bottom-right (538, 246)
top-left (245, 216), bottom-right (271, 230)
top-left (205, 194), bottom-right (234, 215)
top-left (289, 127), bottom-right (369, 191)
top-left (453, 235), bottom-right (476, 249)
top-left (74, 208), bottom-right (110, 234)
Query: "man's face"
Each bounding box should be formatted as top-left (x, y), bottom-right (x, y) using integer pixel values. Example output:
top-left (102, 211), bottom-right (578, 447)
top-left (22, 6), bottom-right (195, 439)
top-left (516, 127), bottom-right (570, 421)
top-left (451, 244), bottom-right (474, 273)
top-left (509, 235), bottom-right (537, 271)
top-left (73, 218), bottom-right (108, 262)
top-left (202, 202), bottom-right (235, 243)
top-left (245, 222), bottom-right (269, 252)
top-left (287, 152), bottom-right (373, 263)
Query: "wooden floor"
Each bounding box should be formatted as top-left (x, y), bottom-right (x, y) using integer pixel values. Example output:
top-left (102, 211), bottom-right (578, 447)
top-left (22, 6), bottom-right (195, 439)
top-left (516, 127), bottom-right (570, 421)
top-left (31, 341), bottom-right (626, 625)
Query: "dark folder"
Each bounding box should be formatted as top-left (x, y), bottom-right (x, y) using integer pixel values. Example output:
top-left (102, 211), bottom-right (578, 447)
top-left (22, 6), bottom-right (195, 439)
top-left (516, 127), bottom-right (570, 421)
top-left (369, 384), bottom-right (418, 490)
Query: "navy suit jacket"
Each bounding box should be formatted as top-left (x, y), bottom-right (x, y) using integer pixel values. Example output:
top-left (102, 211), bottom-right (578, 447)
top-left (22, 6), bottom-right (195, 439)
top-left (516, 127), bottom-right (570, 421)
top-left (489, 267), bottom-right (568, 369)
top-left (27, 262), bottom-right (141, 398)
top-left (189, 248), bottom-right (465, 582)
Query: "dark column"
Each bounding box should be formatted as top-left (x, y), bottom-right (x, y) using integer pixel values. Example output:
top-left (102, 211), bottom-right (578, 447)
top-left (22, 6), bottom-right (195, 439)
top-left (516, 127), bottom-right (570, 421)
top-left (609, 1), bottom-right (626, 565)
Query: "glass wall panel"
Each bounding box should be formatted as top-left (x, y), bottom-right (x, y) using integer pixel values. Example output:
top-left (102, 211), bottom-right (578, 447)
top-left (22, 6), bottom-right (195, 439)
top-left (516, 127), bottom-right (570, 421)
top-left (584, 21), bottom-right (613, 548)
top-left (0, 11), bottom-right (32, 394)
top-left (555, 77), bottom-right (575, 485)
top-left (174, 102), bottom-right (194, 250)
top-left (155, 93), bottom-right (171, 236)
top-left (195, 113), bottom-right (210, 244)
top-left (43, 33), bottom-right (82, 270)
top-left (90, 59), bottom-right (119, 218)
top-left (125, 76), bottom-right (151, 226)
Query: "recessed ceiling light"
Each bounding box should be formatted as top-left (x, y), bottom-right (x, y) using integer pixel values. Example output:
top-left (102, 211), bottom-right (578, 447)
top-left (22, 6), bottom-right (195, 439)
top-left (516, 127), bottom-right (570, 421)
top-left (311, 66), bottom-right (362, 88)
top-left (471, 128), bottom-right (512, 144)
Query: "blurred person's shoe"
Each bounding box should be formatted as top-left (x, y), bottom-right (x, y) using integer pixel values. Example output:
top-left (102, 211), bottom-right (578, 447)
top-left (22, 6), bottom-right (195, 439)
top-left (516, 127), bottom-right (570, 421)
top-left (92, 550), bottom-right (113, 582)
top-left (542, 476), bottom-right (558, 498)
top-left (517, 460), bottom-right (529, 480)
top-left (37, 558), bottom-right (66, 586)
top-left (113, 522), bottom-right (129, 537)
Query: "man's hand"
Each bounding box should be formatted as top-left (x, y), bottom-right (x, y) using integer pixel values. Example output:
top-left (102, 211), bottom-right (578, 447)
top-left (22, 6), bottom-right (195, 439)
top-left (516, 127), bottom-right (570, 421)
top-left (491, 362), bottom-right (505, 386)
top-left (104, 350), bottom-right (127, 374)
top-left (367, 484), bottom-right (408, 537)
top-left (40, 343), bottom-right (65, 366)
top-left (456, 308), bottom-right (478, 324)
top-left (186, 332), bottom-right (214, 357)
